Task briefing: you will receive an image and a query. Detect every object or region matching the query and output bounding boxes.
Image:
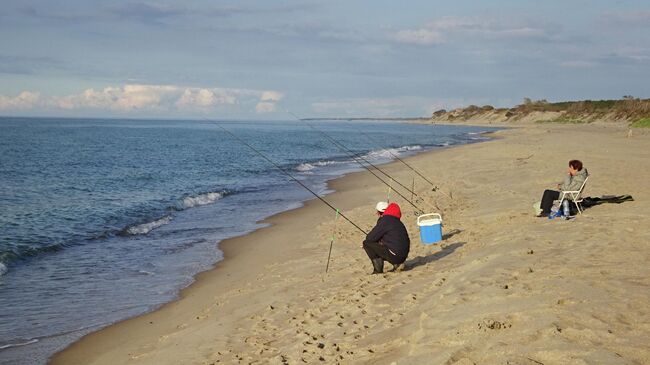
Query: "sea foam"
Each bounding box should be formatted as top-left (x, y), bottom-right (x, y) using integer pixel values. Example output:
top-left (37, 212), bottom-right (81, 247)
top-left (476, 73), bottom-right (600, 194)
top-left (0, 263), bottom-right (7, 276)
top-left (361, 145), bottom-right (422, 160)
top-left (295, 145), bottom-right (423, 173)
top-left (125, 216), bottom-right (173, 235)
top-left (179, 192), bottom-right (224, 209)
top-left (296, 160), bottom-right (343, 172)
top-left (0, 338), bottom-right (38, 350)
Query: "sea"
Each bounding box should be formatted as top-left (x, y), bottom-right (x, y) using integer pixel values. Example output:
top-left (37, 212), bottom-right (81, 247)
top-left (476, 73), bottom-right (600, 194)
top-left (0, 117), bottom-right (497, 364)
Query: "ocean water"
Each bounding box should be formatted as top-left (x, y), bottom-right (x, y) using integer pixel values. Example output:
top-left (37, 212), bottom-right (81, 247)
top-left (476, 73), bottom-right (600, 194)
top-left (0, 117), bottom-right (496, 364)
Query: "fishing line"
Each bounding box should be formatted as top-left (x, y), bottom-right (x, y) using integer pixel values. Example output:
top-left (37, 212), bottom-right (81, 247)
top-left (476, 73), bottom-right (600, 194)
top-left (209, 121), bottom-right (368, 235)
top-left (341, 119), bottom-right (440, 190)
top-left (283, 111), bottom-right (425, 213)
top-left (285, 110), bottom-right (419, 198)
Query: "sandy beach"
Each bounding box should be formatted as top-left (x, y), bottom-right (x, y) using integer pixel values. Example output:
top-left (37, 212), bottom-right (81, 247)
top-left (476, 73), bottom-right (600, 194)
top-left (51, 122), bottom-right (650, 365)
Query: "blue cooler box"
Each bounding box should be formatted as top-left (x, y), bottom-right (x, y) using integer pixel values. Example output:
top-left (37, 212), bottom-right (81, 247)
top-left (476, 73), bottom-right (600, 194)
top-left (417, 213), bottom-right (443, 244)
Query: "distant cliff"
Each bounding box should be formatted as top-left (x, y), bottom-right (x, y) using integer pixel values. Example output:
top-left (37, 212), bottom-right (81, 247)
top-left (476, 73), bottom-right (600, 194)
top-left (428, 98), bottom-right (650, 127)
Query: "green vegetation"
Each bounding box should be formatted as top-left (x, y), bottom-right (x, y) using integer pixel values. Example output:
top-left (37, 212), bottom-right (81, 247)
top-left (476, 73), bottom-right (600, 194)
top-left (535, 117), bottom-right (588, 124)
top-left (511, 97), bottom-right (650, 122)
top-left (631, 118), bottom-right (650, 128)
top-left (432, 97), bottom-right (650, 124)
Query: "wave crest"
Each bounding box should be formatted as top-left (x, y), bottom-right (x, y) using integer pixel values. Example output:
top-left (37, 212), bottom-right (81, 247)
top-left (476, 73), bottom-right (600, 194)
top-left (0, 338), bottom-right (39, 350)
top-left (296, 160), bottom-right (344, 172)
top-left (0, 263), bottom-right (7, 276)
top-left (360, 145), bottom-right (422, 160)
top-left (295, 145), bottom-right (423, 173)
top-left (124, 216), bottom-right (173, 236)
top-left (178, 192), bottom-right (224, 209)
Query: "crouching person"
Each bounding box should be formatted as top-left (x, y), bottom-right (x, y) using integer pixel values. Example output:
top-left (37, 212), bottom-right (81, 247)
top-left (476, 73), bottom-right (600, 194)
top-left (363, 202), bottom-right (410, 274)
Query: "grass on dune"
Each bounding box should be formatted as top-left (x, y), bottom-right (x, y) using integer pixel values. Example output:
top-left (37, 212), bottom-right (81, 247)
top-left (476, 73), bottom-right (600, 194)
top-left (631, 118), bottom-right (650, 128)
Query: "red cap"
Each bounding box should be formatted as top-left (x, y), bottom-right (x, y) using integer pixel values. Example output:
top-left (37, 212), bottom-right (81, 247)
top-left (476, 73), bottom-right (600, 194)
top-left (382, 202), bottom-right (401, 219)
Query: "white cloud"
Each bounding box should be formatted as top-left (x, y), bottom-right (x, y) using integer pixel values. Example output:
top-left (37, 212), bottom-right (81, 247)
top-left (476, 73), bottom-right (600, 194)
top-left (175, 88), bottom-right (237, 110)
top-left (255, 91), bottom-right (284, 113)
top-left (255, 102), bottom-right (276, 113)
top-left (391, 16), bottom-right (549, 45)
top-left (0, 84), bottom-right (284, 114)
top-left (260, 90), bottom-right (284, 102)
top-left (393, 29), bottom-right (444, 45)
top-left (50, 85), bottom-right (182, 111)
top-left (0, 91), bottom-right (41, 109)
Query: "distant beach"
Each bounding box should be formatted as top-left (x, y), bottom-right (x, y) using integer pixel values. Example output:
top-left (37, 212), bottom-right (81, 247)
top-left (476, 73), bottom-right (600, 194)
top-left (50, 121), bottom-right (650, 364)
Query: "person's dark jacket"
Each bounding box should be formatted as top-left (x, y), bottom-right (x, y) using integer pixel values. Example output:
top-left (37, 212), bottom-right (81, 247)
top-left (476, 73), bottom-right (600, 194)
top-left (363, 203), bottom-right (410, 260)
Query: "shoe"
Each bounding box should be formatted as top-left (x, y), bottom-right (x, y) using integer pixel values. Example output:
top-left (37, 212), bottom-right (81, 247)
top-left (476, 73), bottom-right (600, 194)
top-left (391, 263), bottom-right (405, 272)
top-left (371, 258), bottom-right (384, 274)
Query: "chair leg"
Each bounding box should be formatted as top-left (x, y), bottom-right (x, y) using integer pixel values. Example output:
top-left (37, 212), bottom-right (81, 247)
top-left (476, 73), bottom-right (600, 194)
top-left (576, 202), bottom-right (582, 214)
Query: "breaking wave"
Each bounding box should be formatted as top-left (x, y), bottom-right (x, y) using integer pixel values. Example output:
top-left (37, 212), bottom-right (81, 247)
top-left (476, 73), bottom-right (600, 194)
top-left (123, 216), bottom-right (173, 236)
top-left (0, 338), bottom-right (39, 350)
top-left (296, 160), bottom-right (346, 172)
top-left (360, 145), bottom-right (422, 160)
top-left (295, 145), bottom-right (423, 172)
top-left (177, 192), bottom-right (225, 210)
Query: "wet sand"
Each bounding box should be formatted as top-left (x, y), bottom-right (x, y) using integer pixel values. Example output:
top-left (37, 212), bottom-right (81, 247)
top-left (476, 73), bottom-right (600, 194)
top-left (51, 123), bottom-right (650, 365)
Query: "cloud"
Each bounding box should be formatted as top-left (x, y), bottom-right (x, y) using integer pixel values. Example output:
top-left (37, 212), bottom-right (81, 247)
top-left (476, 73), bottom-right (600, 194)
top-left (260, 91), bottom-right (284, 102)
top-left (175, 88), bottom-right (237, 110)
top-left (51, 84), bottom-right (179, 111)
top-left (0, 91), bottom-right (41, 109)
top-left (312, 97), bottom-right (431, 117)
top-left (600, 11), bottom-right (650, 28)
top-left (559, 60), bottom-right (597, 68)
top-left (0, 84), bottom-right (284, 114)
top-left (255, 102), bottom-right (276, 113)
top-left (255, 91), bottom-right (284, 113)
top-left (391, 16), bottom-right (550, 45)
top-left (393, 29), bottom-right (444, 45)
top-left (13, 2), bottom-right (318, 26)
top-left (107, 2), bottom-right (188, 22)
top-left (0, 54), bottom-right (60, 75)
top-left (598, 47), bottom-right (650, 65)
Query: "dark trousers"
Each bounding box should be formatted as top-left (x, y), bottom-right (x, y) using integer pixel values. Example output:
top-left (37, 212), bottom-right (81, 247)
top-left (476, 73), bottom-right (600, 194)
top-left (363, 241), bottom-right (405, 265)
top-left (540, 189), bottom-right (560, 214)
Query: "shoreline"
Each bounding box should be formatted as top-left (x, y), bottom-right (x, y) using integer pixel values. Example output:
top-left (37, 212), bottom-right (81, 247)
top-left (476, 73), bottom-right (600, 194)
top-left (51, 122), bottom-right (650, 364)
top-left (48, 126), bottom-right (488, 364)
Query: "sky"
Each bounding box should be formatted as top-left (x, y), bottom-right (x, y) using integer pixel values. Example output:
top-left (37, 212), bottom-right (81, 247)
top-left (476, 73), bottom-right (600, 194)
top-left (0, 0), bottom-right (649, 119)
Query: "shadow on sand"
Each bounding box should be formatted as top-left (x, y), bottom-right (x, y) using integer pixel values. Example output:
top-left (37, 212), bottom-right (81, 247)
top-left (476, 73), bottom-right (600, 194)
top-left (405, 241), bottom-right (465, 271)
top-left (442, 228), bottom-right (462, 241)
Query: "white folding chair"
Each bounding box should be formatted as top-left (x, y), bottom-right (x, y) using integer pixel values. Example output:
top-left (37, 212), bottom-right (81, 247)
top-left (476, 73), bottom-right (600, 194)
top-left (558, 176), bottom-right (589, 215)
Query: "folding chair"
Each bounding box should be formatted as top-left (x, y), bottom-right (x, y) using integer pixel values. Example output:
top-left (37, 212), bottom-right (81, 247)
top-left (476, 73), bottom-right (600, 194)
top-left (558, 176), bottom-right (589, 215)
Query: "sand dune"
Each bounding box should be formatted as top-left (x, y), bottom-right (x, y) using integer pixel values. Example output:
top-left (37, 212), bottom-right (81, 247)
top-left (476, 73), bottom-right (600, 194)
top-left (51, 123), bottom-right (650, 365)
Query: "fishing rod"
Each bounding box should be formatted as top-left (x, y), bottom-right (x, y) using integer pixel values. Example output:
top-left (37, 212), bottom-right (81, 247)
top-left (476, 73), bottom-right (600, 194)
top-left (342, 120), bottom-right (439, 190)
top-left (210, 121), bottom-right (368, 235)
top-left (284, 112), bottom-right (426, 213)
top-left (285, 110), bottom-right (419, 198)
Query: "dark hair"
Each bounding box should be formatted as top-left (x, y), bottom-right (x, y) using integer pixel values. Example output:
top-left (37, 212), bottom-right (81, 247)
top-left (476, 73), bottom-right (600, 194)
top-left (569, 160), bottom-right (583, 171)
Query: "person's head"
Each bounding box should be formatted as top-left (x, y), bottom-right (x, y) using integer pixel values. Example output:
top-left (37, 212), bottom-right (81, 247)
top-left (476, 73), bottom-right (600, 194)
top-left (375, 201), bottom-right (388, 216)
top-left (568, 160), bottom-right (583, 175)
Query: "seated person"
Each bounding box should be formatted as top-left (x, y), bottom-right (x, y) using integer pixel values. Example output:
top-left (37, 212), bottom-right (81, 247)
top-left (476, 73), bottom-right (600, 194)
top-left (538, 159), bottom-right (589, 217)
top-left (363, 202), bottom-right (410, 274)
